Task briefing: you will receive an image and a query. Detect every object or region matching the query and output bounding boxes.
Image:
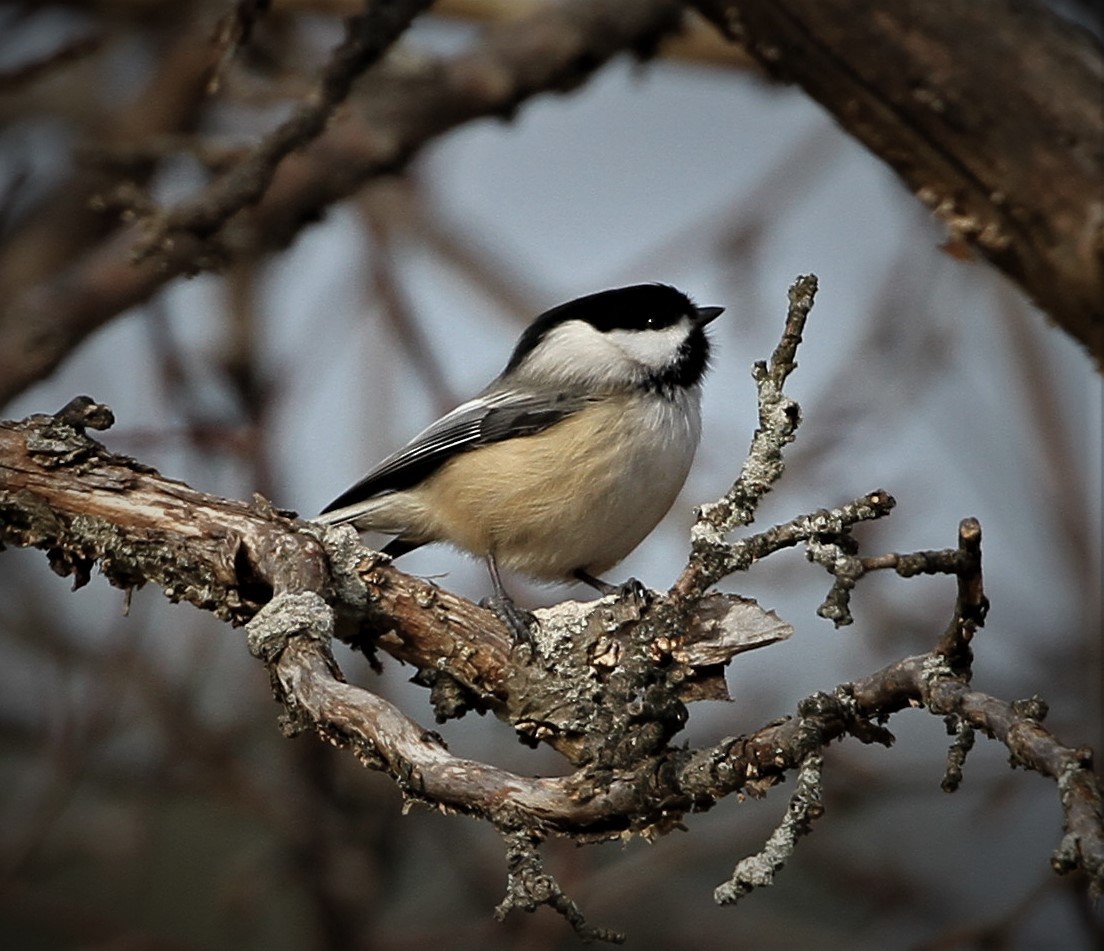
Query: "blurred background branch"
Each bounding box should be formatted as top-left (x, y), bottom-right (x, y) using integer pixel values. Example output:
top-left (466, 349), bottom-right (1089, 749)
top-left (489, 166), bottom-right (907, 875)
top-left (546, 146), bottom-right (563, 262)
top-left (0, 2), bottom-right (1100, 949)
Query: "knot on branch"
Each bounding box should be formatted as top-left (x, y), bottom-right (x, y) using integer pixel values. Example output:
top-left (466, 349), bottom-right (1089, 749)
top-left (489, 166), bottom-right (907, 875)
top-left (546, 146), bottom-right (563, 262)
top-left (505, 593), bottom-right (689, 766)
top-left (1010, 695), bottom-right (1049, 723)
top-left (24, 397), bottom-right (136, 474)
top-left (798, 689), bottom-right (896, 751)
top-left (246, 591), bottom-right (334, 663)
top-left (502, 590), bottom-right (789, 767)
top-left (53, 396), bottom-right (115, 433)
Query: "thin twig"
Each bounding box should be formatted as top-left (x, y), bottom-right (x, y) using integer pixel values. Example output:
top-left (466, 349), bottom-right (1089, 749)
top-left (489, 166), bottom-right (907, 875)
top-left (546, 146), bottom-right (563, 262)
top-left (713, 752), bottom-right (824, 904)
top-left (676, 274), bottom-right (818, 598)
top-left (132, 0), bottom-right (435, 261)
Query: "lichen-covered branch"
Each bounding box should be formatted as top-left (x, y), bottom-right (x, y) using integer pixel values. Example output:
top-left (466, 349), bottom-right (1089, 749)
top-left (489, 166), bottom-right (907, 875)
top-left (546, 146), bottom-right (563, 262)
top-left (676, 274), bottom-right (817, 599)
top-left (0, 394), bottom-right (788, 760)
top-left (852, 661), bottom-right (1104, 897)
top-left (3, 393), bottom-right (1100, 920)
top-left (713, 752), bottom-right (824, 904)
top-left (494, 831), bottom-right (626, 944)
top-left (2, 278), bottom-right (1100, 939)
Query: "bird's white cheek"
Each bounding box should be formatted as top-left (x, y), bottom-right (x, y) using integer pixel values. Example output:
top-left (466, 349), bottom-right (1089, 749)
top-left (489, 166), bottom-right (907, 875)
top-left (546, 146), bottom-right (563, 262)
top-left (516, 321), bottom-right (639, 389)
top-left (604, 322), bottom-right (690, 372)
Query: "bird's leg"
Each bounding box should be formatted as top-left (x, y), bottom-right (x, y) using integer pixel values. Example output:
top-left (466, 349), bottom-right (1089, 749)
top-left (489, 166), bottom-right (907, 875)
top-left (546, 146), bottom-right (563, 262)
top-left (573, 569), bottom-right (651, 605)
top-left (483, 553), bottom-right (536, 643)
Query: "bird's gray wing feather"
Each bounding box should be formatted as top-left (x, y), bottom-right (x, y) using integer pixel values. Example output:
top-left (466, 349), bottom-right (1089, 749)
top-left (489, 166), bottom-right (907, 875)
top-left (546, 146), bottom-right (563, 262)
top-left (319, 389), bottom-right (590, 513)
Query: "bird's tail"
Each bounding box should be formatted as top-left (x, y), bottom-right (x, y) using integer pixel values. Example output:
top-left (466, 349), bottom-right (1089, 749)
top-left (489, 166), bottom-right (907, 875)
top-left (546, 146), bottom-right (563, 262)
top-left (314, 494), bottom-right (395, 529)
top-left (314, 494), bottom-right (426, 560)
top-left (313, 492), bottom-right (420, 537)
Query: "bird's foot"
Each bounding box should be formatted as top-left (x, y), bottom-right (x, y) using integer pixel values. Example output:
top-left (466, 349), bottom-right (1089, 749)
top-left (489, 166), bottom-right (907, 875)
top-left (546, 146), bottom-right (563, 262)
top-left (481, 594), bottom-right (537, 645)
top-left (574, 570), bottom-right (652, 606)
top-left (615, 577), bottom-right (652, 607)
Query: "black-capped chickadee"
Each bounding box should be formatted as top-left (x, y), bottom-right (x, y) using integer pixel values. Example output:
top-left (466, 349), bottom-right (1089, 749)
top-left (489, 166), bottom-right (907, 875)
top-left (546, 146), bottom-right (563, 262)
top-left (317, 284), bottom-right (722, 638)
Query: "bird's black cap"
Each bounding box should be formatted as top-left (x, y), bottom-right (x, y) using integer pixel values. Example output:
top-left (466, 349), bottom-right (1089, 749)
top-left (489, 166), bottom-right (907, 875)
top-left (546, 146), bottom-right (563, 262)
top-left (505, 284), bottom-right (716, 374)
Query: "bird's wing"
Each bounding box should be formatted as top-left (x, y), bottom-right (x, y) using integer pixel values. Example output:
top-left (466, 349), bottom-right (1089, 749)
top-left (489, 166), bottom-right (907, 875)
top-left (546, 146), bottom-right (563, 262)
top-left (319, 388), bottom-right (592, 513)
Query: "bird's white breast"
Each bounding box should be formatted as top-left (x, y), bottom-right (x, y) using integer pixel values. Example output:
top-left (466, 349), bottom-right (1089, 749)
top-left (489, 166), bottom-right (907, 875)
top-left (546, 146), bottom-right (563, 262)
top-left (407, 388), bottom-right (703, 579)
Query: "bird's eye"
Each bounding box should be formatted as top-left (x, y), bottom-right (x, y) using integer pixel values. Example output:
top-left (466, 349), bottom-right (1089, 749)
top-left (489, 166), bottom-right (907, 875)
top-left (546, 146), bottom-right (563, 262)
top-left (644, 314), bottom-right (660, 329)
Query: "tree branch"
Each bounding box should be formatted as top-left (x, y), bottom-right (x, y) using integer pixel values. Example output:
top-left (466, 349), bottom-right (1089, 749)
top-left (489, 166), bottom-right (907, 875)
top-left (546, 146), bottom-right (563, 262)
top-left (1, 279), bottom-right (1099, 939)
top-left (694, 0), bottom-right (1104, 361)
top-left (132, 0), bottom-right (436, 262)
top-left (0, 0), bottom-right (686, 406)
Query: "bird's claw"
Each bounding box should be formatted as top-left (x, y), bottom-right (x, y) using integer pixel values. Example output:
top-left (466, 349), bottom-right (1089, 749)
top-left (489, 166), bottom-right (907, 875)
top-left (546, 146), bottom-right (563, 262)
top-left (619, 577), bottom-right (651, 603)
top-left (574, 569), bottom-right (652, 605)
top-left (615, 577), bottom-right (652, 609)
top-left (481, 595), bottom-right (537, 644)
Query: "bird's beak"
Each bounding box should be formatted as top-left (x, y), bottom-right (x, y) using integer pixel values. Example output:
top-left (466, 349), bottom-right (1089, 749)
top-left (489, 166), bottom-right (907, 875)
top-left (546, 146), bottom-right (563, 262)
top-left (694, 305), bottom-right (724, 327)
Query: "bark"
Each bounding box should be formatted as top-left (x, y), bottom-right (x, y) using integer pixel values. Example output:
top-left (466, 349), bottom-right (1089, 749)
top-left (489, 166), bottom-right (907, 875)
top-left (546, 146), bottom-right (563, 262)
top-left (1, 394), bottom-right (1100, 923)
top-left (696, 0), bottom-right (1104, 361)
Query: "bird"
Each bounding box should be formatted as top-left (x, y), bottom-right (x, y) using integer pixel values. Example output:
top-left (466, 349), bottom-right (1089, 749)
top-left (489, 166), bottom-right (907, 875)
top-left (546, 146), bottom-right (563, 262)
top-left (316, 283), bottom-right (722, 639)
